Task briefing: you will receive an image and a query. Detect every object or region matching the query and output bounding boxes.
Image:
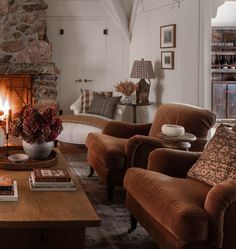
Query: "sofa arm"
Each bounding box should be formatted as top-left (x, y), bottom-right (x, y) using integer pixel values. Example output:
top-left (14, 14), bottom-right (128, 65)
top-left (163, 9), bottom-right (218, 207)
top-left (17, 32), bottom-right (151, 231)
top-left (204, 181), bottom-right (236, 249)
top-left (102, 121), bottom-right (152, 138)
top-left (125, 135), bottom-right (163, 169)
top-left (70, 95), bottom-right (82, 115)
top-left (147, 148), bottom-right (201, 178)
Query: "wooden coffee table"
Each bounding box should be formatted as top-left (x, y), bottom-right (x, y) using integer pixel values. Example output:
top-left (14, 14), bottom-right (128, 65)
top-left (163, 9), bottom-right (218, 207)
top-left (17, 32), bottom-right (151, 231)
top-left (0, 148), bottom-right (100, 249)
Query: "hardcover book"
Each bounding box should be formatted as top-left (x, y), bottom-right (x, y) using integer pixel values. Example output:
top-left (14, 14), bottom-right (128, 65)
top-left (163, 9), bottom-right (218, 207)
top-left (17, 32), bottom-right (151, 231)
top-left (0, 181), bottom-right (18, 201)
top-left (0, 189), bottom-right (14, 195)
top-left (31, 172), bottom-right (74, 187)
top-left (33, 168), bottom-right (72, 182)
top-left (0, 175), bottom-right (13, 191)
top-left (29, 177), bottom-right (76, 192)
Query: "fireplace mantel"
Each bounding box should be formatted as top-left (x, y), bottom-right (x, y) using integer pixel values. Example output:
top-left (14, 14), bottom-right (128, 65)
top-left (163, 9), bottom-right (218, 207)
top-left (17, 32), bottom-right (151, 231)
top-left (0, 63), bottom-right (59, 75)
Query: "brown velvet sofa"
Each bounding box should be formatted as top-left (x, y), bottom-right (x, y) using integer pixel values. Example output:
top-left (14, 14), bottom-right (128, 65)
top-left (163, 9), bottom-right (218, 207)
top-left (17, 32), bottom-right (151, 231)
top-left (86, 103), bottom-right (216, 202)
top-left (124, 148), bottom-right (236, 249)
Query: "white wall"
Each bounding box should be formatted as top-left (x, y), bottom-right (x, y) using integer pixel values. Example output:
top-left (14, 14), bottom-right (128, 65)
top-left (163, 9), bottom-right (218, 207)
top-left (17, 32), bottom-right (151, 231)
top-left (45, 0), bottom-right (129, 109)
top-left (130, 0), bottom-right (200, 108)
top-left (44, 0), bottom-right (229, 122)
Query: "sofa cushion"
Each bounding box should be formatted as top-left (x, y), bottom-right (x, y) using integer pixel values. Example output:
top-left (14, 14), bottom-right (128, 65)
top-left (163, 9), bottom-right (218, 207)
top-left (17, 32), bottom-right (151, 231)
top-left (124, 168), bottom-right (210, 241)
top-left (187, 125), bottom-right (236, 186)
top-left (87, 93), bottom-right (121, 119)
top-left (80, 89), bottom-right (113, 113)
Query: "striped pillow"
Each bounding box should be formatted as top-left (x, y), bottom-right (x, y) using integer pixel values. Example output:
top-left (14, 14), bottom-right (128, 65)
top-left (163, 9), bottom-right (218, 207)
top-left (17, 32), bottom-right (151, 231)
top-left (80, 89), bottom-right (113, 113)
top-left (87, 92), bottom-right (121, 119)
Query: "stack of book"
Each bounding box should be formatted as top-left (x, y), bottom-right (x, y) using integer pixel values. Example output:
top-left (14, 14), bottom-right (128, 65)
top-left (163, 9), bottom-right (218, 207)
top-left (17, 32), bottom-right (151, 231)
top-left (0, 175), bottom-right (18, 201)
top-left (29, 168), bottom-right (76, 192)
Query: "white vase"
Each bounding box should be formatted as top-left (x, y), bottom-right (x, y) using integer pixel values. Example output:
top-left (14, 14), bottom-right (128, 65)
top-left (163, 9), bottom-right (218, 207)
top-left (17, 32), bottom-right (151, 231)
top-left (124, 95), bottom-right (132, 104)
top-left (22, 140), bottom-right (54, 160)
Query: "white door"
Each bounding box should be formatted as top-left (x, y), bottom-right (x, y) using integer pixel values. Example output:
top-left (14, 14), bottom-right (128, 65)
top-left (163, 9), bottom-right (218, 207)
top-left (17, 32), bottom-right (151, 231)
top-left (59, 19), bottom-right (107, 114)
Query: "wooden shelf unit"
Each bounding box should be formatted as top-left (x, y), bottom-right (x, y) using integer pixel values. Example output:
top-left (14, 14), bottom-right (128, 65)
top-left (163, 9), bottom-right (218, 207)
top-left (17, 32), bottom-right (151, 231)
top-left (211, 26), bottom-right (236, 119)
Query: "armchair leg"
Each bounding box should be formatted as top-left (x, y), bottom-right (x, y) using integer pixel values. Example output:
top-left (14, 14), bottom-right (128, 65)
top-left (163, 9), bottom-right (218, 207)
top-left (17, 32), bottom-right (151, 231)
top-left (107, 184), bottom-right (114, 204)
top-left (88, 166), bottom-right (94, 177)
top-left (54, 140), bottom-right (58, 148)
top-left (128, 215), bottom-right (137, 233)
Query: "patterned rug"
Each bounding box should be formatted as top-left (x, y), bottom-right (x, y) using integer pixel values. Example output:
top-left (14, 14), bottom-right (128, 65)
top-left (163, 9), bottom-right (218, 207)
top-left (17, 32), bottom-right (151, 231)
top-left (60, 144), bottom-right (158, 249)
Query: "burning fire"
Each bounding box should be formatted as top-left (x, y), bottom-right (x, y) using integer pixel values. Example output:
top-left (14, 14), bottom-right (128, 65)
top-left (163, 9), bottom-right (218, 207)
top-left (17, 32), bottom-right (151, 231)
top-left (0, 95), bottom-right (10, 119)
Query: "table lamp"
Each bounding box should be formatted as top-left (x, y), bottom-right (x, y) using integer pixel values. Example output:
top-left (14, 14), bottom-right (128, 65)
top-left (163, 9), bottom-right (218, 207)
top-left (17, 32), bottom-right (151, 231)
top-left (130, 58), bottom-right (155, 104)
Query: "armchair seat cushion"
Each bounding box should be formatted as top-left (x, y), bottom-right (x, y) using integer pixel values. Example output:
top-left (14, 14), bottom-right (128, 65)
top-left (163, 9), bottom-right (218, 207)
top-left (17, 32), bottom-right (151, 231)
top-left (86, 133), bottom-right (127, 170)
top-left (124, 168), bottom-right (211, 242)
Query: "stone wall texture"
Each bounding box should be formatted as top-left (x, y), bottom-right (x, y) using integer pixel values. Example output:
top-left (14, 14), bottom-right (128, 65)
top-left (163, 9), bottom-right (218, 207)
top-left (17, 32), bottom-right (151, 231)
top-left (0, 0), bottom-right (58, 105)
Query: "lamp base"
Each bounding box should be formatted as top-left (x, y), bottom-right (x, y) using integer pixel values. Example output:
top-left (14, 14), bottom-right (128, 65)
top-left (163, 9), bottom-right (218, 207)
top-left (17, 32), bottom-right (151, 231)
top-left (136, 79), bottom-right (150, 104)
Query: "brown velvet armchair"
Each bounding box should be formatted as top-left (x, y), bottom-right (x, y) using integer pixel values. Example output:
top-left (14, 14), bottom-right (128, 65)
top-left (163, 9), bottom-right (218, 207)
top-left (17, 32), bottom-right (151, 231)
top-left (86, 103), bottom-right (216, 202)
top-left (124, 148), bottom-right (236, 249)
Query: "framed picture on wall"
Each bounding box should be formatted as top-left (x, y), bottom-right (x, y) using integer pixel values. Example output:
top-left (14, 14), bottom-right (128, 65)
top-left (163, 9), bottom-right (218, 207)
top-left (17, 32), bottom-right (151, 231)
top-left (161, 51), bottom-right (174, 69)
top-left (160, 24), bottom-right (176, 48)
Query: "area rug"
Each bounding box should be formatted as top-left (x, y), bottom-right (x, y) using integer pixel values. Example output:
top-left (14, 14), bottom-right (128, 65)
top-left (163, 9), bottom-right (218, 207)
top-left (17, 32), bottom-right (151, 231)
top-left (60, 144), bottom-right (158, 249)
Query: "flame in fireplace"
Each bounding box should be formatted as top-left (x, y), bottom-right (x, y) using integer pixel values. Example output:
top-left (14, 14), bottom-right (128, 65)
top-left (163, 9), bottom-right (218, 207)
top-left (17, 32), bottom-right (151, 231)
top-left (3, 99), bottom-right (10, 117)
top-left (0, 94), bottom-right (9, 119)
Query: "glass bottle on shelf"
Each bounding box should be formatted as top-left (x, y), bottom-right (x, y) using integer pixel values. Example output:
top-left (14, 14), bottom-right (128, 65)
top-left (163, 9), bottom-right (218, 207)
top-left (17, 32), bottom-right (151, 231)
top-left (215, 55), bottom-right (219, 67)
top-left (229, 55), bottom-right (233, 68)
top-left (224, 56), bottom-right (229, 69)
top-left (232, 55), bottom-right (236, 69)
top-left (220, 55), bottom-right (225, 66)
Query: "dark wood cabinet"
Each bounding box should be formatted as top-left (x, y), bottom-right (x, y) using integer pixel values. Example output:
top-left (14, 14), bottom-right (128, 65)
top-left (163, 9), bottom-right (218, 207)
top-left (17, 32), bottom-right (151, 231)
top-left (211, 27), bottom-right (236, 119)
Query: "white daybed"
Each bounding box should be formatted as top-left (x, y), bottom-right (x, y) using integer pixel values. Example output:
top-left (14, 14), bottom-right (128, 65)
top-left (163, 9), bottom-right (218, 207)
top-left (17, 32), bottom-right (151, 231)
top-left (57, 96), bottom-right (123, 144)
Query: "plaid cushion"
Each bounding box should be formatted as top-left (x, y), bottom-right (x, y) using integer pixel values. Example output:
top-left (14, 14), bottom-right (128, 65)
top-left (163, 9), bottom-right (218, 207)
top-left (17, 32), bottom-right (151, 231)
top-left (80, 89), bottom-right (113, 113)
top-left (87, 92), bottom-right (121, 119)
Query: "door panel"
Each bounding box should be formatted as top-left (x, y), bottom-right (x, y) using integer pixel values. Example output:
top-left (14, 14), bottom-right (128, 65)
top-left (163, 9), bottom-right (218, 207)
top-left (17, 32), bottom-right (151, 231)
top-left (60, 20), bottom-right (83, 114)
top-left (227, 84), bottom-right (236, 118)
top-left (60, 19), bottom-right (106, 114)
top-left (82, 20), bottom-right (106, 91)
top-left (212, 83), bottom-right (226, 119)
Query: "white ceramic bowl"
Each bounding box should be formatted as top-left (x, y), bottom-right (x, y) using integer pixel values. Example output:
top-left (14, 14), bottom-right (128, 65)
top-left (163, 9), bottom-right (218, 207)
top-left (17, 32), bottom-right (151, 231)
top-left (161, 124), bottom-right (185, 137)
top-left (8, 153), bottom-right (29, 163)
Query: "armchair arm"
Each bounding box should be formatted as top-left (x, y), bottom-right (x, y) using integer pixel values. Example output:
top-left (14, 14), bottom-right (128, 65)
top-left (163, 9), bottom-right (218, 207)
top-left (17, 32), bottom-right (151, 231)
top-left (204, 181), bottom-right (236, 249)
top-left (191, 137), bottom-right (208, 152)
top-left (125, 135), bottom-right (164, 169)
top-left (148, 148), bottom-right (201, 178)
top-left (102, 121), bottom-right (152, 138)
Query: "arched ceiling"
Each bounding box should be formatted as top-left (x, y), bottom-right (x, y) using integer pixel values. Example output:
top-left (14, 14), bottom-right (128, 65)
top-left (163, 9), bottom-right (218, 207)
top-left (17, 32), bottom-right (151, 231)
top-left (119, 0), bottom-right (134, 20)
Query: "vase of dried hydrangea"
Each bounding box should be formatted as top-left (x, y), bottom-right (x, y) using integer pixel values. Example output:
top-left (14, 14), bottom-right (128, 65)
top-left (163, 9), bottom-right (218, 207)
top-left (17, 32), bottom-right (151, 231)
top-left (22, 140), bottom-right (54, 160)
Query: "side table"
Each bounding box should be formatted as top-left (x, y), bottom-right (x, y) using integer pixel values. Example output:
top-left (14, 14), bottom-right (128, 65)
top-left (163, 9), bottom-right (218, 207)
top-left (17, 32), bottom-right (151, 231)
top-left (156, 132), bottom-right (196, 150)
top-left (118, 101), bottom-right (153, 123)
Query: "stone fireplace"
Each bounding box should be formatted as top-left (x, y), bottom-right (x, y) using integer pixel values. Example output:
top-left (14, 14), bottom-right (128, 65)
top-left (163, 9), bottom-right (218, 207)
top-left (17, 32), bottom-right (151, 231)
top-left (0, 0), bottom-right (59, 115)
